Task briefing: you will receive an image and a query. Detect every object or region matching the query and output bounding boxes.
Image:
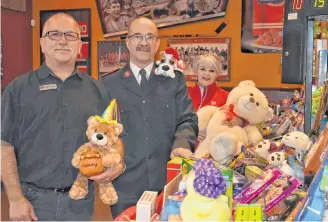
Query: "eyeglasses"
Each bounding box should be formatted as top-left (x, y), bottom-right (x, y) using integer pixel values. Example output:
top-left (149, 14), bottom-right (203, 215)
top-left (43, 31), bottom-right (79, 41)
top-left (127, 34), bottom-right (159, 42)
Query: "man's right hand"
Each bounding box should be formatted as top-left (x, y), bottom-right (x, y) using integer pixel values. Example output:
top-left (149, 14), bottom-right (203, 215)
top-left (9, 197), bottom-right (38, 221)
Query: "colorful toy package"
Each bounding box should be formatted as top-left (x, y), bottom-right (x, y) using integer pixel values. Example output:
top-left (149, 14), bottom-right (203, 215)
top-left (266, 191), bottom-right (306, 221)
top-left (251, 175), bottom-right (301, 213)
top-left (233, 169), bottom-right (281, 206)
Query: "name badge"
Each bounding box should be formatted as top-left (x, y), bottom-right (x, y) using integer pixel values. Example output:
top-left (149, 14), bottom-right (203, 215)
top-left (39, 84), bottom-right (57, 91)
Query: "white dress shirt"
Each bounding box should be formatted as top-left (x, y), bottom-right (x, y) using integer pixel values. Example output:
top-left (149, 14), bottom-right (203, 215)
top-left (130, 61), bottom-right (153, 85)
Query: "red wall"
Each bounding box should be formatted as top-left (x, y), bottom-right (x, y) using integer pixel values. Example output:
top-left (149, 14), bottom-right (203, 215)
top-left (1, 0), bottom-right (33, 89)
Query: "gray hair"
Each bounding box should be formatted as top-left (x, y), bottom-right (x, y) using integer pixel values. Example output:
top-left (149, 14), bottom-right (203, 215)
top-left (193, 54), bottom-right (222, 75)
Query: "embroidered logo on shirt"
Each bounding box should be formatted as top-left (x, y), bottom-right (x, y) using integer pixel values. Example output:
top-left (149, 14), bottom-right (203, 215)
top-left (210, 101), bottom-right (216, 105)
top-left (39, 84), bottom-right (57, 91)
top-left (124, 70), bottom-right (132, 78)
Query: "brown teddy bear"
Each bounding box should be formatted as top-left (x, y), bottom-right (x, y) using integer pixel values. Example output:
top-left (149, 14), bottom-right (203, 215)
top-left (69, 115), bottom-right (124, 205)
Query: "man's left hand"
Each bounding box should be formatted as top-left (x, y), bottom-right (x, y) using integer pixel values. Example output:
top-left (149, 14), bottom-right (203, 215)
top-left (170, 148), bottom-right (195, 160)
top-left (89, 163), bottom-right (124, 182)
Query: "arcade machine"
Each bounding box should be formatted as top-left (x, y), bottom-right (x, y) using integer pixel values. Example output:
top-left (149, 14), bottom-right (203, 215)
top-left (282, 0), bottom-right (328, 135)
top-left (282, 1), bottom-right (328, 220)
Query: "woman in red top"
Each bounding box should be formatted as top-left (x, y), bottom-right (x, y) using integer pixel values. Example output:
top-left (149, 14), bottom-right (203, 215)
top-left (188, 54), bottom-right (229, 112)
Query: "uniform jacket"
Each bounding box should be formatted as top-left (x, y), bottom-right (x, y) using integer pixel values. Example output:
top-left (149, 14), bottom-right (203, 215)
top-left (102, 64), bottom-right (198, 195)
top-left (188, 82), bottom-right (229, 112)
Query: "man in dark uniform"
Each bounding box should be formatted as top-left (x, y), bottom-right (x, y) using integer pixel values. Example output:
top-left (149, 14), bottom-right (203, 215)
top-left (1, 13), bottom-right (108, 221)
top-left (100, 17), bottom-right (198, 218)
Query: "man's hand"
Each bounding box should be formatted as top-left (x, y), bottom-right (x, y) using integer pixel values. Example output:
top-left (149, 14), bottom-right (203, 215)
top-left (170, 148), bottom-right (195, 160)
top-left (89, 163), bottom-right (124, 182)
top-left (197, 130), bottom-right (206, 141)
top-left (9, 197), bottom-right (38, 221)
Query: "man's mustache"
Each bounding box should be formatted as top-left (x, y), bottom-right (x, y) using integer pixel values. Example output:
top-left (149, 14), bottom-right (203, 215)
top-left (137, 46), bottom-right (150, 52)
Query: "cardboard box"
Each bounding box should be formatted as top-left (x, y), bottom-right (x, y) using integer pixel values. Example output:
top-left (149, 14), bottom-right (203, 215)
top-left (136, 191), bottom-right (158, 222)
top-left (162, 173), bottom-right (182, 209)
top-left (166, 157), bottom-right (182, 184)
top-left (167, 157), bottom-right (195, 184)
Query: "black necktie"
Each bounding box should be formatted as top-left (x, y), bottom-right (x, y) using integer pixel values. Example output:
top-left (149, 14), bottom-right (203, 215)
top-left (139, 69), bottom-right (147, 92)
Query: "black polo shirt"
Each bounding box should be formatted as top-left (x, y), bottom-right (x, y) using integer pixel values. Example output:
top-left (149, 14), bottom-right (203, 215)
top-left (1, 63), bottom-right (109, 188)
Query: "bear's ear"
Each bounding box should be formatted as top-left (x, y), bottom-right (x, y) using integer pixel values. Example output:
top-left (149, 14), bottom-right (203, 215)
top-left (239, 80), bottom-right (256, 87)
top-left (87, 116), bottom-right (97, 126)
top-left (114, 123), bottom-right (123, 135)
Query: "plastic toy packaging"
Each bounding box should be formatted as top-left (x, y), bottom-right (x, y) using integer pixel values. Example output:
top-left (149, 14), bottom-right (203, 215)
top-left (251, 174), bottom-right (301, 213)
top-left (230, 156), bottom-right (267, 176)
top-left (160, 195), bottom-right (184, 221)
top-left (233, 169), bottom-right (281, 205)
top-left (266, 191), bottom-right (306, 221)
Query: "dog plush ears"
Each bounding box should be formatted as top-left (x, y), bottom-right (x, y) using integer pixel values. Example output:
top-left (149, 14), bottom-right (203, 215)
top-left (160, 47), bottom-right (186, 72)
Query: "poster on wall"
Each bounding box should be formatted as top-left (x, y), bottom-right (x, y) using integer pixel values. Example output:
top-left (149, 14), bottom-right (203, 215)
top-left (1, 0), bottom-right (26, 12)
top-left (168, 38), bottom-right (230, 82)
top-left (40, 9), bottom-right (91, 75)
top-left (97, 41), bottom-right (129, 76)
top-left (241, 0), bottom-right (284, 53)
top-left (96, 0), bottom-right (230, 38)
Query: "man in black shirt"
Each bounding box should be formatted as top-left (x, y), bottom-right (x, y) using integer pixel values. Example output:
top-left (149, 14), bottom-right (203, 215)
top-left (1, 13), bottom-right (108, 221)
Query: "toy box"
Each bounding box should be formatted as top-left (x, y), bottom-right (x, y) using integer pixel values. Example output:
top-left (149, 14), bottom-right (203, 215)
top-left (167, 157), bottom-right (195, 184)
top-left (136, 191), bottom-right (158, 222)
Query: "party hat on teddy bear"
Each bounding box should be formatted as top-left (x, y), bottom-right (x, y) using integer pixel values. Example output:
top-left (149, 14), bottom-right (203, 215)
top-left (94, 99), bottom-right (120, 124)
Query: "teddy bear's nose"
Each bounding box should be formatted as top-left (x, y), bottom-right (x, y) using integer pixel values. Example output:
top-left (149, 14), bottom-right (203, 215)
top-left (249, 97), bottom-right (255, 103)
top-left (162, 65), bottom-right (170, 71)
top-left (96, 134), bottom-right (103, 140)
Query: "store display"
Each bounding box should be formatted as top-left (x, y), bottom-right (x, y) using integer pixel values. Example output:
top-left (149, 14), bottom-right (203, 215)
top-left (69, 100), bottom-right (124, 205)
top-left (113, 79), bottom-right (328, 221)
top-left (195, 80), bottom-right (273, 164)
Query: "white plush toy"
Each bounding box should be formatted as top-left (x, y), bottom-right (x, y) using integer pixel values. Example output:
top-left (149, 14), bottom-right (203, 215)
top-left (267, 151), bottom-right (295, 177)
top-left (281, 131), bottom-right (313, 179)
top-left (253, 140), bottom-right (295, 176)
top-left (155, 47), bottom-right (185, 78)
top-left (254, 139), bottom-right (271, 159)
top-left (281, 131), bottom-right (312, 153)
top-left (195, 80), bottom-right (274, 165)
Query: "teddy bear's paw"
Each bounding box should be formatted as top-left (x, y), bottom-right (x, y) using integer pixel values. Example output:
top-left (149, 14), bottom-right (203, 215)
top-left (69, 185), bottom-right (88, 200)
top-left (210, 132), bottom-right (238, 165)
top-left (99, 186), bottom-right (118, 205)
top-left (102, 154), bottom-right (120, 168)
top-left (71, 156), bottom-right (81, 168)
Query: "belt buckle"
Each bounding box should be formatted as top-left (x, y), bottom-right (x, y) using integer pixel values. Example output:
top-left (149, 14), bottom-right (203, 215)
top-left (54, 188), bottom-right (60, 193)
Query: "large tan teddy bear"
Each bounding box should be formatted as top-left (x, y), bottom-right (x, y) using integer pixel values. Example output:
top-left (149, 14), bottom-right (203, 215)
top-left (194, 80), bottom-right (273, 165)
top-left (69, 115), bottom-right (124, 205)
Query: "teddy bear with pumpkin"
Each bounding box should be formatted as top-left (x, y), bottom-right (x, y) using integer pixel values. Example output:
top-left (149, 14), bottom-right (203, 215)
top-left (69, 99), bottom-right (124, 205)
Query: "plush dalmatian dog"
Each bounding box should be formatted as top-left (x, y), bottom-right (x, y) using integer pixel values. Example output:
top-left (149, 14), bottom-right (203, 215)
top-left (254, 139), bottom-right (271, 159)
top-left (155, 47), bottom-right (185, 78)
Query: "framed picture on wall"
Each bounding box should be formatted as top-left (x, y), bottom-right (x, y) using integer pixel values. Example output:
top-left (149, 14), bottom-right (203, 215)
top-left (40, 9), bottom-right (92, 75)
top-left (97, 41), bottom-right (130, 76)
top-left (96, 0), bottom-right (229, 38)
top-left (168, 38), bottom-right (231, 82)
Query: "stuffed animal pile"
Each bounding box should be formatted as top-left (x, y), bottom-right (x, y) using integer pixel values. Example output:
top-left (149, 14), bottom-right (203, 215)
top-left (195, 80), bottom-right (274, 165)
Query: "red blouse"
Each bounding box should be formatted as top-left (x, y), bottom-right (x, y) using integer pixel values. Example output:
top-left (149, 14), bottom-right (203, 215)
top-left (188, 82), bottom-right (229, 112)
